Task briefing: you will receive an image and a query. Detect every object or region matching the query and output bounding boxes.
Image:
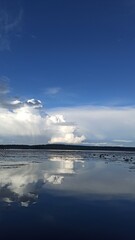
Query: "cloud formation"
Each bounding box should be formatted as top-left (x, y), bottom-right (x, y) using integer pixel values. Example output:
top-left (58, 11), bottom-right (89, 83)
top-left (0, 3), bottom-right (23, 51)
top-left (48, 105), bottom-right (135, 146)
top-left (0, 80), bottom-right (85, 144)
top-left (25, 99), bottom-right (43, 108)
top-left (45, 87), bottom-right (61, 95)
top-left (1, 79), bottom-right (135, 146)
top-left (113, 139), bottom-right (133, 143)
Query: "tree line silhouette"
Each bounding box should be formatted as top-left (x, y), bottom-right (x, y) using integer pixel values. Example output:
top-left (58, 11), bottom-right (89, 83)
top-left (0, 144), bottom-right (135, 151)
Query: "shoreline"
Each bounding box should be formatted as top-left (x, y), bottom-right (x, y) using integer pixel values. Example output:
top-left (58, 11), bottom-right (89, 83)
top-left (0, 144), bottom-right (135, 151)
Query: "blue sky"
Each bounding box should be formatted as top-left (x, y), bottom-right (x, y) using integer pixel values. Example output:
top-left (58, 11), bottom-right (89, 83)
top-left (0, 0), bottom-right (135, 145)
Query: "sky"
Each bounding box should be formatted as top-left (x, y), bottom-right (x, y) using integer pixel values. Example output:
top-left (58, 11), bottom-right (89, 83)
top-left (0, 0), bottom-right (135, 146)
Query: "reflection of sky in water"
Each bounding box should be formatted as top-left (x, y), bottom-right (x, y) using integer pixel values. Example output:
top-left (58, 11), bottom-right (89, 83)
top-left (0, 150), bottom-right (85, 207)
top-left (0, 150), bottom-right (135, 207)
top-left (1, 150), bottom-right (135, 239)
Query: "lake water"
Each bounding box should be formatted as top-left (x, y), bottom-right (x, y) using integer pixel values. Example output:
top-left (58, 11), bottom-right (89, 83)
top-left (0, 149), bottom-right (135, 239)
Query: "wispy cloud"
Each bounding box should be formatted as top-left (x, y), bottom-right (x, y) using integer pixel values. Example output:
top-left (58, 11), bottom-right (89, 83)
top-left (0, 76), bottom-right (10, 94)
top-left (45, 87), bottom-right (61, 95)
top-left (0, 5), bottom-right (23, 51)
top-left (113, 139), bottom-right (133, 143)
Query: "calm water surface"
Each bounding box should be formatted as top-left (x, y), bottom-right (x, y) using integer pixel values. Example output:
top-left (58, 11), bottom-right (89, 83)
top-left (0, 149), bottom-right (135, 239)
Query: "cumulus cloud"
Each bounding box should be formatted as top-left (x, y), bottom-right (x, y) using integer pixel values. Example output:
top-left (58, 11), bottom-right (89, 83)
top-left (1, 80), bottom-right (135, 146)
top-left (48, 106), bottom-right (135, 146)
top-left (25, 99), bottom-right (43, 108)
top-left (0, 107), bottom-right (85, 144)
top-left (0, 78), bottom-right (43, 110)
top-left (47, 115), bottom-right (85, 144)
top-left (0, 80), bottom-right (85, 144)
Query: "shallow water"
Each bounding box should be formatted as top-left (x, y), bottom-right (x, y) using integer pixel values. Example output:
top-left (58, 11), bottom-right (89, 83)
top-left (0, 149), bottom-right (135, 239)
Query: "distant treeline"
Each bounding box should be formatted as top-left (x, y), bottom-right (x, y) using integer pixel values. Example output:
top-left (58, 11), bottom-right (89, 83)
top-left (0, 144), bottom-right (135, 151)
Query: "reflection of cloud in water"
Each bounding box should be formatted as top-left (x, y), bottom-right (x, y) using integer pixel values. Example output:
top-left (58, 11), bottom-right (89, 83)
top-left (46, 175), bottom-right (64, 184)
top-left (3, 197), bottom-right (14, 204)
top-left (0, 151), bottom-right (84, 207)
top-left (0, 150), bottom-right (135, 207)
top-left (0, 164), bottom-right (63, 207)
top-left (53, 160), bottom-right (75, 174)
top-left (49, 155), bottom-right (84, 162)
top-left (48, 154), bottom-right (84, 174)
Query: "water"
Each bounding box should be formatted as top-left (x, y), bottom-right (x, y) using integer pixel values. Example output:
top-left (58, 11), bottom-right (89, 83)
top-left (0, 149), bottom-right (135, 239)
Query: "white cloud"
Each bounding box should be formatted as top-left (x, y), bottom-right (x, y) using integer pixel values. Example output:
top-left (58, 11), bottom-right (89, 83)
top-left (45, 87), bottom-right (61, 95)
top-left (0, 106), bottom-right (85, 144)
top-left (48, 105), bottom-right (135, 146)
top-left (47, 114), bottom-right (85, 144)
top-left (1, 98), bottom-right (135, 145)
top-left (0, 80), bottom-right (135, 146)
top-left (25, 99), bottom-right (43, 108)
top-left (0, 81), bottom-right (85, 144)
